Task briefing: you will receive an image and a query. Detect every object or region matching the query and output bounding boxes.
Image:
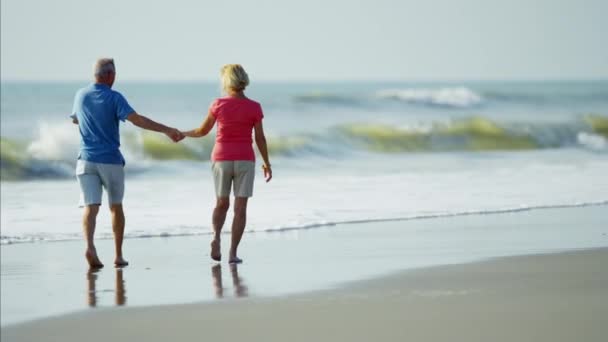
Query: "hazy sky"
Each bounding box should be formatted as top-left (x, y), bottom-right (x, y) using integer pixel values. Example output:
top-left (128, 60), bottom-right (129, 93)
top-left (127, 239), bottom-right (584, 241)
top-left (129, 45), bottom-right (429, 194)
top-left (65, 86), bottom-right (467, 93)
top-left (1, 0), bottom-right (607, 81)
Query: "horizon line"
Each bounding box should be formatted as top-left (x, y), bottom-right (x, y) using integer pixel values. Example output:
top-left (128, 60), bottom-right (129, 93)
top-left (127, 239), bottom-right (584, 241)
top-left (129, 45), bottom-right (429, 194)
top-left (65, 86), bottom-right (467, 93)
top-left (2, 77), bottom-right (608, 83)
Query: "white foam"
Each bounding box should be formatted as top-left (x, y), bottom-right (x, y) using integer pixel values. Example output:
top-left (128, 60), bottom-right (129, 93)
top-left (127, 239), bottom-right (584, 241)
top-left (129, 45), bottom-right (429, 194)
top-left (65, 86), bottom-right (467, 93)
top-left (577, 132), bottom-right (607, 151)
top-left (375, 87), bottom-right (482, 107)
top-left (27, 122), bottom-right (80, 161)
top-left (2, 151), bottom-right (607, 245)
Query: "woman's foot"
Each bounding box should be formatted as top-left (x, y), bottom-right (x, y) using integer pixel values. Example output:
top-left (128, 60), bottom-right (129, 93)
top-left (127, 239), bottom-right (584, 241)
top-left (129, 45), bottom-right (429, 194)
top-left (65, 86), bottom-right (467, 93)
top-left (210, 239), bottom-right (221, 261)
top-left (85, 249), bottom-right (104, 269)
top-left (228, 256), bottom-right (243, 264)
top-left (114, 256), bottom-right (129, 267)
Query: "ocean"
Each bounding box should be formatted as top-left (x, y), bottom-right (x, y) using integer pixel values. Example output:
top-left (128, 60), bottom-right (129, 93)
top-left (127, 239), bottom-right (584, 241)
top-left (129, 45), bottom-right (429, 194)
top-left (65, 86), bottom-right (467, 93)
top-left (1, 80), bottom-right (607, 245)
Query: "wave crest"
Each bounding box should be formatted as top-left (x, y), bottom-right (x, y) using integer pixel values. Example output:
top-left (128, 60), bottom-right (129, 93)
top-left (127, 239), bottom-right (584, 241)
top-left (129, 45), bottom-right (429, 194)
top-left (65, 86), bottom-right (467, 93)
top-left (375, 87), bottom-right (482, 108)
top-left (292, 86), bottom-right (483, 108)
top-left (337, 117), bottom-right (538, 152)
top-left (2, 115), bottom-right (607, 180)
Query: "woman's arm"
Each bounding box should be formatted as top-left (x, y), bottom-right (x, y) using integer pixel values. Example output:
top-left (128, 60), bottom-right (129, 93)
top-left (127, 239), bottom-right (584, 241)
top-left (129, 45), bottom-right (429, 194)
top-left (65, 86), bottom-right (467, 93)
top-left (183, 111), bottom-right (216, 138)
top-left (254, 121), bottom-right (272, 182)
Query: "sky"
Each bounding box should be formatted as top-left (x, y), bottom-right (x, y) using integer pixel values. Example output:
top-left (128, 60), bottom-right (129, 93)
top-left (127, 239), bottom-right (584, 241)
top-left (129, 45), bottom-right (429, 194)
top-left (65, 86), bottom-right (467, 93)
top-left (1, 0), bottom-right (607, 81)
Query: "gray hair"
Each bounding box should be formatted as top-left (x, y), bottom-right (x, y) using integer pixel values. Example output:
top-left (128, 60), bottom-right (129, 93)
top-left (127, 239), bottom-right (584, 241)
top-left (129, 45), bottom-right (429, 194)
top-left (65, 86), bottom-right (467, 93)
top-left (93, 58), bottom-right (116, 77)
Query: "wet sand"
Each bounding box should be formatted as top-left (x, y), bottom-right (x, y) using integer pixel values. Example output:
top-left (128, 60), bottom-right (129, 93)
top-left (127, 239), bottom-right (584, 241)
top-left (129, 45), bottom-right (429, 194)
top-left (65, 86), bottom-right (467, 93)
top-left (3, 247), bottom-right (608, 342)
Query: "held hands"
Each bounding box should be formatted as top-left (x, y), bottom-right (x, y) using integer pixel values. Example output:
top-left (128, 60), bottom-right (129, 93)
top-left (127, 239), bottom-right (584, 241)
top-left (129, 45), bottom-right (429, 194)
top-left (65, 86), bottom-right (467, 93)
top-left (262, 164), bottom-right (272, 182)
top-left (165, 127), bottom-right (185, 142)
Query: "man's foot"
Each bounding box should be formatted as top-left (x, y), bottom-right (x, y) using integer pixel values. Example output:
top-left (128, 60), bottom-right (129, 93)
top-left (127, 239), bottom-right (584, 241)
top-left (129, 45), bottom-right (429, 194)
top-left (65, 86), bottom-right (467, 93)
top-left (228, 256), bottom-right (243, 264)
top-left (114, 256), bottom-right (129, 267)
top-left (85, 249), bottom-right (104, 269)
top-left (210, 239), bottom-right (221, 261)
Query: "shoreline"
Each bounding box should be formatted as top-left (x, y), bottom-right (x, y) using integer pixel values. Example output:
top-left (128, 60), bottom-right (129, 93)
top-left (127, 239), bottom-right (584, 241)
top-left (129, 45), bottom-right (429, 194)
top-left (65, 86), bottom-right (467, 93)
top-left (2, 200), bottom-right (607, 246)
top-left (3, 247), bottom-right (607, 342)
top-left (1, 204), bottom-right (607, 327)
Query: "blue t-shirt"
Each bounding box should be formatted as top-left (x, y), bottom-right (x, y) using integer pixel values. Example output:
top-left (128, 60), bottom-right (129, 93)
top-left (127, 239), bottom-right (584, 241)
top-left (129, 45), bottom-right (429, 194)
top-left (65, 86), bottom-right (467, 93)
top-left (71, 83), bottom-right (135, 165)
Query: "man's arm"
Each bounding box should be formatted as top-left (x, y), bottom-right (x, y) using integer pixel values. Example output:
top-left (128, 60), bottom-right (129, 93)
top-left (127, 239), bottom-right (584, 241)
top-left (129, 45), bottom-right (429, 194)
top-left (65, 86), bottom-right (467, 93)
top-left (182, 111), bottom-right (216, 138)
top-left (127, 112), bottom-right (184, 142)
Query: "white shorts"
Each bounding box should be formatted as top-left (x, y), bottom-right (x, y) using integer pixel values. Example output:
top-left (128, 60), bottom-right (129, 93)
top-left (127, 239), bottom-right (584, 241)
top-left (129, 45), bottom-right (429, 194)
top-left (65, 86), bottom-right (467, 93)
top-left (212, 161), bottom-right (255, 198)
top-left (76, 160), bottom-right (125, 207)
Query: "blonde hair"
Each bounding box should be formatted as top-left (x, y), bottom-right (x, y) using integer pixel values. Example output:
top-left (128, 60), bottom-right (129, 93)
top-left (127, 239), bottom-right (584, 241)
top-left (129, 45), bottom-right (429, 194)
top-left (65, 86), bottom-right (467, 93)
top-left (220, 64), bottom-right (249, 93)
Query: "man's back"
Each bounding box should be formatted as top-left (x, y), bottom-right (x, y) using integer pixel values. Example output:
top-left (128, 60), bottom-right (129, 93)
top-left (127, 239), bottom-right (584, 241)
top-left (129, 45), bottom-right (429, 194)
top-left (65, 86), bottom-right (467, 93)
top-left (73, 57), bottom-right (183, 269)
top-left (72, 83), bottom-right (134, 165)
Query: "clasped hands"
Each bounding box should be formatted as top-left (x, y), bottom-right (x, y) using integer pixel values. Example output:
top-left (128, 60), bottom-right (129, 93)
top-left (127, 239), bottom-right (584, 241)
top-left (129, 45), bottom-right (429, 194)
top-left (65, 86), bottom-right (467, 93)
top-left (164, 127), bottom-right (185, 142)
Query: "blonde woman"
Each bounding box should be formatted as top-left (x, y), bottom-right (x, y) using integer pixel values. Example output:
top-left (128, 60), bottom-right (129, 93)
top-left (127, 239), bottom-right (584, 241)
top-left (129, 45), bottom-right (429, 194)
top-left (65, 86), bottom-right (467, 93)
top-left (183, 64), bottom-right (272, 264)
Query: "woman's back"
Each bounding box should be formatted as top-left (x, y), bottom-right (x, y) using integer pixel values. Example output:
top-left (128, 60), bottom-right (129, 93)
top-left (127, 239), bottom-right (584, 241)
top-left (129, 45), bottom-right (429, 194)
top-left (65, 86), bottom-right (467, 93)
top-left (210, 97), bottom-right (263, 161)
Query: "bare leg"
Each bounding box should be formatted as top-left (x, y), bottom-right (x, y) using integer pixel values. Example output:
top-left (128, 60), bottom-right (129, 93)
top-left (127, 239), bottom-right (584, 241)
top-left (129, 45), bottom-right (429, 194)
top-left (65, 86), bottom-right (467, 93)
top-left (110, 204), bottom-right (128, 266)
top-left (83, 205), bottom-right (103, 268)
top-left (229, 197), bottom-right (248, 264)
top-left (211, 197), bottom-right (230, 261)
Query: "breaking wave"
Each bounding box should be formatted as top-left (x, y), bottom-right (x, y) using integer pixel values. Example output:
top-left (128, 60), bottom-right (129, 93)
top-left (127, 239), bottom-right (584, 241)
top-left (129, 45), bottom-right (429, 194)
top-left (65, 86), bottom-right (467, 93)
top-left (1, 115), bottom-right (606, 180)
top-left (293, 87), bottom-right (483, 108)
top-left (375, 87), bottom-right (482, 108)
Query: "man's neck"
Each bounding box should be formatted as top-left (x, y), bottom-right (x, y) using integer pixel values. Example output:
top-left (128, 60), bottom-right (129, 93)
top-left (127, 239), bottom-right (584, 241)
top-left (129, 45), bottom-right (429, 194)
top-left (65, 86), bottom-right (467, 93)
top-left (94, 77), bottom-right (113, 88)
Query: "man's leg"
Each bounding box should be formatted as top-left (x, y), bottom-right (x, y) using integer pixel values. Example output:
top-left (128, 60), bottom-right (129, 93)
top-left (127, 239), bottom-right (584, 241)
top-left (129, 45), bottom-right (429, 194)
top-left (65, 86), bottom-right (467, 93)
top-left (211, 197), bottom-right (230, 261)
top-left (110, 204), bottom-right (128, 266)
top-left (83, 204), bottom-right (103, 268)
top-left (77, 160), bottom-right (103, 268)
top-left (98, 162), bottom-right (126, 266)
top-left (229, 197), bottom-right (248, 264)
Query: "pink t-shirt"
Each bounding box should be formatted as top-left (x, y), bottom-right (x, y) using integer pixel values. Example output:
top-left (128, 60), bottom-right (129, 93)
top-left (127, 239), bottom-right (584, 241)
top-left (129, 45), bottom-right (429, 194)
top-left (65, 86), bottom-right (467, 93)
top-left (210, 97), bottom-right (264, 161)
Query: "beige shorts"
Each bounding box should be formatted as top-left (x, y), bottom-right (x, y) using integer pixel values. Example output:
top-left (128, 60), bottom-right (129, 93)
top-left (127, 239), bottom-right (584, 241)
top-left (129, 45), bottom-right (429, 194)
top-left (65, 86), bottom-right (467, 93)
top-left (212, 161), bottom-right (255, 198)
top-left (76, 160), bottom-right (125, 207)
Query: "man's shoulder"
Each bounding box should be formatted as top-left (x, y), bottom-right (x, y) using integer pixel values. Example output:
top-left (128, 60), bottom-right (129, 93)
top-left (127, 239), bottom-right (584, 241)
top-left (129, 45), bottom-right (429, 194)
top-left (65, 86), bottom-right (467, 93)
top-left (109, 88), bottom-right (127, 101)
top-left (75, 84), bottom-right (93, 95)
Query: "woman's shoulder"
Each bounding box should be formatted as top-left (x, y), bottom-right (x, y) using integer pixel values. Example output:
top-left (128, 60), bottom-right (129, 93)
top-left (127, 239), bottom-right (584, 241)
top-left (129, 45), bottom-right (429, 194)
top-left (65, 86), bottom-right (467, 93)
top-left (216, 97), bottom-right (261, 108)
top-left (244, 98), bottom-right (262, 109)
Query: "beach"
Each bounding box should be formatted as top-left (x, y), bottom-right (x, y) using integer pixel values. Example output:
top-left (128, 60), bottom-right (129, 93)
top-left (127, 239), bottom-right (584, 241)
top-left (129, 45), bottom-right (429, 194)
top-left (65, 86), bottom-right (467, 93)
top-left (1, 80), bottom-right (607, 340)
top-left (2, 205), bottom-right (608, 341)
top-left (2, 1), bottom-right (608, 340)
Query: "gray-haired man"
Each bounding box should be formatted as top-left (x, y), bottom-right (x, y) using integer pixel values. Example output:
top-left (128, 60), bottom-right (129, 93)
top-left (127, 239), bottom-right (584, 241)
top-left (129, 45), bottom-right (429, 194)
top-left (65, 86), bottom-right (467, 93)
top-left (71, 58), bottom-right (184, 268)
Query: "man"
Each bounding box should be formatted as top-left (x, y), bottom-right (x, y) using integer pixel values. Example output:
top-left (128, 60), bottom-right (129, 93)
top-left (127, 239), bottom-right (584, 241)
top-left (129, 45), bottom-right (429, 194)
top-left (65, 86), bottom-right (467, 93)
top-left (71, 58), bottom-right (184, 268)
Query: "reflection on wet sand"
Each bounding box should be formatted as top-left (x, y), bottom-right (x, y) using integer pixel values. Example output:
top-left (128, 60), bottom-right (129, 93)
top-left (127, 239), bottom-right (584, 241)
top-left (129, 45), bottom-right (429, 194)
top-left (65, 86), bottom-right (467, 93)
top-left (230, 264), bottom-right (248, 297)
top-left (86, 267), bottom-right (127, 307)
top-left (115, 268), bottom-right (126, 306)
top-left (86, 268), bottom-right (100, 307)
top-left (211, 264), bottom-right (248, 299)
top-left (211, 264), bottom-right (224, 298)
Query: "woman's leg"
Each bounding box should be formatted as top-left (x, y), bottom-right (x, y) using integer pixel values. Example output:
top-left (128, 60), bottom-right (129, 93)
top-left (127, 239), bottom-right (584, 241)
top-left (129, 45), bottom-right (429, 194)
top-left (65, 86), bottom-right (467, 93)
top-left (211, 197), bottom-right (230, 261)
top-left (229, 197), bottom-right (248, 263)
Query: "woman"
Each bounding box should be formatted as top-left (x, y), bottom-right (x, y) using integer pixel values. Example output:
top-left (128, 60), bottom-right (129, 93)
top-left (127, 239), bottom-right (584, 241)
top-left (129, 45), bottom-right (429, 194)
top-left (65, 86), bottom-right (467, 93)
top-left (183, 64), bottom-right (272, 264)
